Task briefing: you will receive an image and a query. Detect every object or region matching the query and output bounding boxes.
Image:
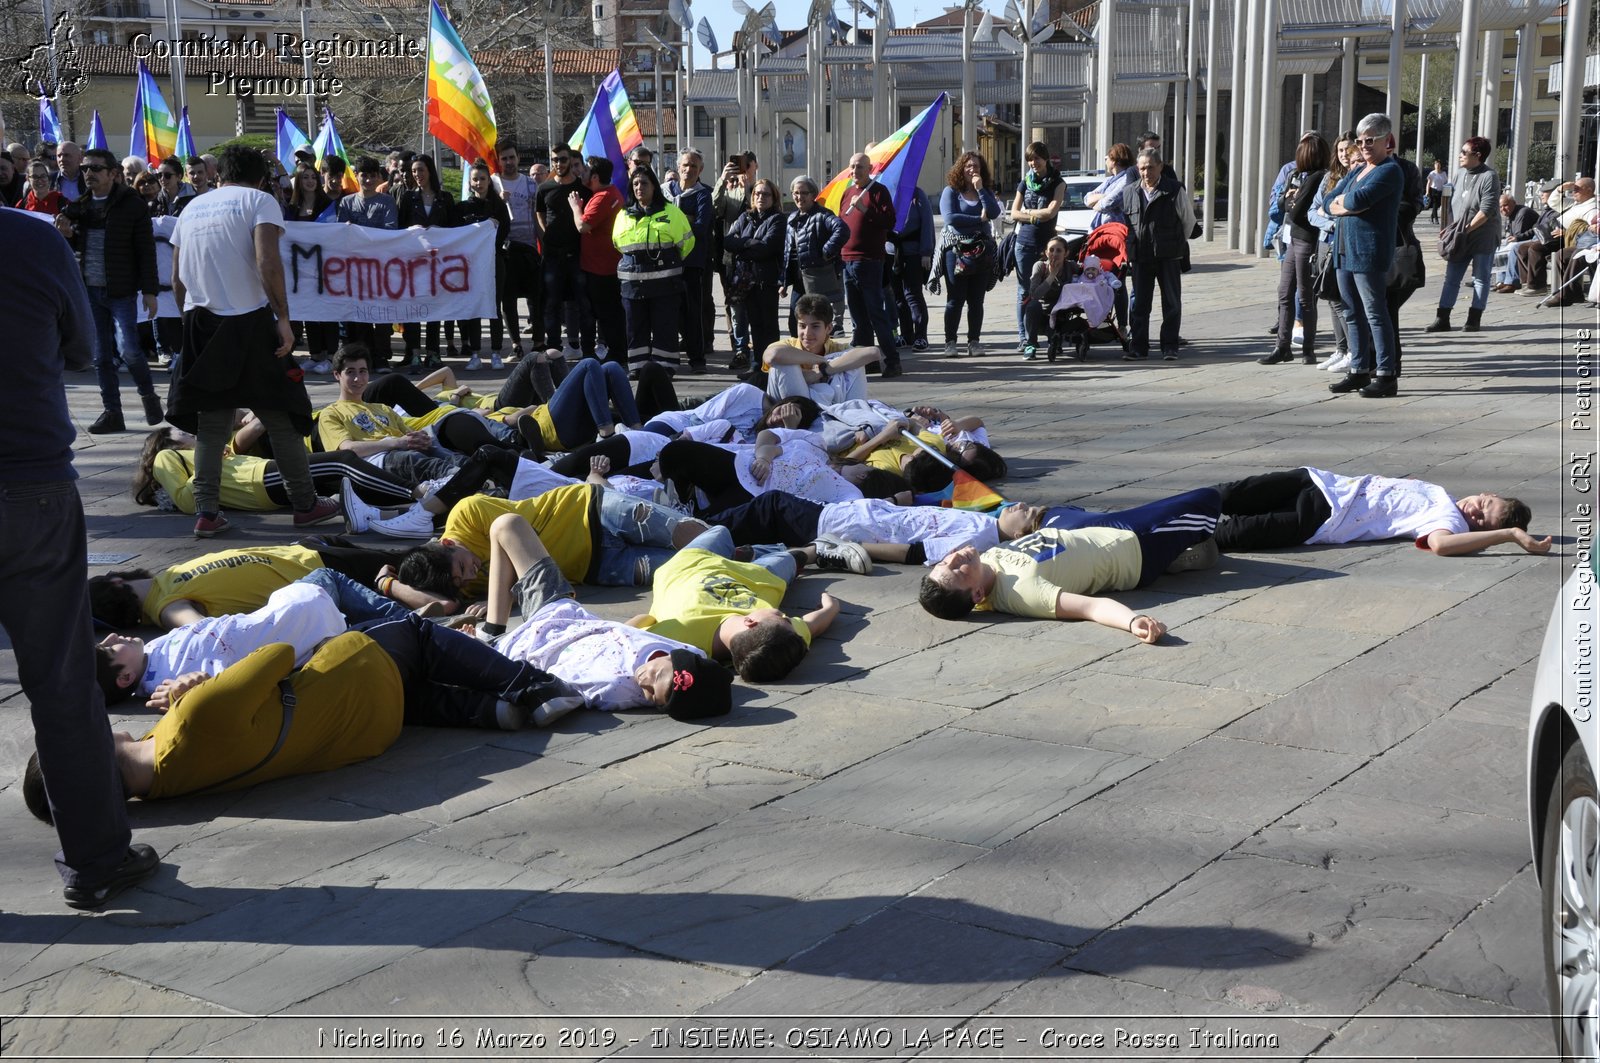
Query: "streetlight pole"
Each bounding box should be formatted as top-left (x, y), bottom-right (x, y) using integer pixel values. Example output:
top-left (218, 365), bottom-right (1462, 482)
top-left (301, 0), bottom-right (316, 135)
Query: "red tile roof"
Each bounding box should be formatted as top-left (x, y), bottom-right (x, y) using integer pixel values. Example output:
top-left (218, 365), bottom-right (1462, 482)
top-left (72, 42), bottom-right (620, 80)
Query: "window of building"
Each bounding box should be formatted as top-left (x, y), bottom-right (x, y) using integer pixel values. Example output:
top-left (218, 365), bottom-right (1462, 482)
top-left (1541, 33), bottom-right (1563, 57)
top-left (595, 4), bottom-right (603, 18)
top-left (693, 106), bottom-right (713, 137)
top-left (1535, 120), bottom-right (1554, 141)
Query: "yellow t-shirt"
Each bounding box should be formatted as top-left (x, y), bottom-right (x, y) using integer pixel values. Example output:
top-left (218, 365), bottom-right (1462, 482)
top-left (142, 545), bottom-right (323, 625)
top-left (863, 429), bottom-right (945, 474)
top-left (433, 386), bottom-right (500, 411)
top-left (145, 635), bottom-right (403, 799)
top-left (978, 527), bottom-right (1143, 619)
top-left (152, 449), bottom-right (276, 513)
top-left (762, 335), bottom-right (851, 373)
top-left (530, 405), bottom-right (564, 450)
top-left (639, 548), bottom-right (811, 652)
top-left (441, 485), bottom-right (597, 598)
top-left (315, 400), bottom-right (409, 449)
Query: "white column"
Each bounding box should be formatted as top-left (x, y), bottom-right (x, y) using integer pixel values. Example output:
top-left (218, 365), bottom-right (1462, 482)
top-left (1415, 52), bottom-right (1428, 161)
top-left (1339, 36), bottom-right (1355, 135)
top-left (963, 4), bottom-right (979, 152)
top-left (1450, 0), bottom-right (1480, 157)
top-left (1480, 30), bottom-right (1502, 142)
top-left (1183, 0), bottom-right (1200, 192)
top-left (1256, 0), bottom-right (1279, 259)
top-left (1203, 0), bottom-right (1220, 240)
top-left (1226, 0), bottom-right (1247, 249)
top-left (1385, 0), bottom-right (1405, 118)
top-left (1021, 0), bottom-right (1035, 176)
top-left (1509, 20), bottom-right (1536, 192)
top-left (1239, 0), bottom-right (1262, 255)
top-left (872, 11), bottom-right (887, 142)
top-left (807, 20), bottom-right (821, 184)
top-left (1557, 0), bottom-right (1591, 177)
top-left (1095, 0), bottom-right (1117, 160)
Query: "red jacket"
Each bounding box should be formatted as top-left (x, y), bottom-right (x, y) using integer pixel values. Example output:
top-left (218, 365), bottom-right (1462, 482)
top-left (578, 185), bottom-right (623, 275)
top-left (839, 181), bottom-right (894, 262)
top-left (20, 188), bottom-right (66, 216)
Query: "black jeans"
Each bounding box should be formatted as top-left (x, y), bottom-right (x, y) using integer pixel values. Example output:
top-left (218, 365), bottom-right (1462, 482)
top-left (543, 251), bottom-right (591, 352)
top-left (704, 491), bottom-right (824, 545)
top-left (503, 242), bottom-right (541, 346)
top-left (583, 270), bottom-right (627, 363)
top-left (1274, 240), bottom-right (1318, 358)
top-left (4, 480), bottom-right (134, 887)
top-left (942, 256), bottom-right (988, 342)
top-left (1128, 257), bottom-right (1183, 356)
top-left (680, 266), bottom-right (707, 367)
top-left (1212, 469), bottom-right (1333, 551)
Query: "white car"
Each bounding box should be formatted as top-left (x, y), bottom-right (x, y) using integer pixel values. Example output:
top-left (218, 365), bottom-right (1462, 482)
top-left (1056, 174), bottom-right (1104, 238)
top-left (1527, 553), bottom-right (1599, 1061)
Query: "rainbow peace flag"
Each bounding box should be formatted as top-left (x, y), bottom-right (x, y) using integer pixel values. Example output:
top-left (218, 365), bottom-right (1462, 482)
top-left (818, 92), bottom-right (947, 230)
top-left (275, 108), bottom-right (312, 173)
top-left (85, 110), bottom-right (108, 151)
top-left (913, 469), bottom-right (1007, 512)
top-left (175, 106), bottom-right (197, 159)
top-left (312, 107), bottom-right (357, 193)
top-left (569, 70), bottom-right (641, 192)
top-left (38, 98), bottom-right (63, 144)
top-left (427, 0), bottom-right (499, 172)
top-left (130, 59), bottom-right (179, 165)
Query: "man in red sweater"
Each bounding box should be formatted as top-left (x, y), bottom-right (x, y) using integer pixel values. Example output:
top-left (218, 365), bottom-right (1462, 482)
top-left (838, 152), bottom-right (904, 378)
top-left (572, 155), bottom-right (627, 364)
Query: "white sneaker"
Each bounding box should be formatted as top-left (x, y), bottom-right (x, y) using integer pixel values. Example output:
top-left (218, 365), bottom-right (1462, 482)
top-left (309, 358), bottom-right (332, 374)
top-left (967, 340), bottom-right (983, 359)
top-left (464, 353), bottom-right (482, 371)
top-left (490, 350), bottom-right (504, 370)
top-left (1291, 326), bottom-right (1306, 346)
top-left (369, 503), bottom-right (437, 539)
top-left (944, 341), bottom-right (960, 358)
top-left (562, 344), bottom-right (582, 361)
top-left (532, 695), bottom-right (586, 727)
top-left (1324, 352), bottom-right (1352, 373)
top-left (340, 479), bottom-right (382, 534)
top-left (813, 534), bottom-right (872, 575)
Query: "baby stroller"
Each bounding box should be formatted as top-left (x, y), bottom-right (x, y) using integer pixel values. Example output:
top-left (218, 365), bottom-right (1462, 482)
top-left (1047, 222), bottom-right (1131, 361)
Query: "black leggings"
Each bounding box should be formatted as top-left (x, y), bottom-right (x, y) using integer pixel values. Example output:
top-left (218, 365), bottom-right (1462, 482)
top-left (549, 435), bottom-right (636, 479)
top-left (359, 373), bottom-right (508, 456)
top-left (654, 439), bottom-right (749, 515)
top-left (303, 537), bottom-right (412, 586)
top-left (427, 444), bottom-right (524, 511)
top-left (633, 361), bottom-right (679, 425)
top-left (262, 451), bottom-right (416, 508)
top-left (1212, 469), bottom-right (1333, 551)
top-left (498, 354), bottom-right (566, 410)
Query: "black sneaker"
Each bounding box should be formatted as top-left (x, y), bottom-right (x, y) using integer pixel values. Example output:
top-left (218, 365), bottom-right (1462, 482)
top-left (141, 394), bottom-right (165, 426)
top-left (1329, 373), bottom-right (1371, 394)
top-left (88, 409), bottom-right (126, 434)
top-left (1358, 375), bottom-right (1398, 398)
top-left (63, 843), bottom-right (159, 910)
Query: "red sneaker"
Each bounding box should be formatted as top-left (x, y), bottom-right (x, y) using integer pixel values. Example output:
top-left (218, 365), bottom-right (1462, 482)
top-left (193, 512), bottom-right (232, 538)
top-left (293, 496), bottom-right (343, 527)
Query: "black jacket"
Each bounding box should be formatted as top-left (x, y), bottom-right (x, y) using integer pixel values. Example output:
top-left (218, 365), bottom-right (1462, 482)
top-left (723, 208), bottom-right (787, 287)
top-left (398, 189), bottom-right (456, 228)
top-left (1283, 169), bottom-right (1325, 245)
top-left (61, 181), bottom-right (158, 298)
top-left (1504, 204), bottom-right (1541, 243)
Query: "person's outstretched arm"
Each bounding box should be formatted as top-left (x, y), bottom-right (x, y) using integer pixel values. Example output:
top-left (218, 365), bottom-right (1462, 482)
top-left (800, 592), bottom-right (840, 637)
top-left (1426, 527), bottom-right (1553, 556)
top-left (486, 512), bottom-right (553, 628)
top-left (1054, 590), bottom-right (1167, 643)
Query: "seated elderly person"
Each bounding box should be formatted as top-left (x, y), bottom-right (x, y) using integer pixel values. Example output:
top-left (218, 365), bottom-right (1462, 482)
top-left (1490, 193), bottom-right (1541, 292)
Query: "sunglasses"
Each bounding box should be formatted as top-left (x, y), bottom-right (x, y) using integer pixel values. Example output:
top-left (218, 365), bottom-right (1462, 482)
top-left (82, 164), bottom-right (110, 173)
top-left (1355, 137), bottom-right (1382, 146)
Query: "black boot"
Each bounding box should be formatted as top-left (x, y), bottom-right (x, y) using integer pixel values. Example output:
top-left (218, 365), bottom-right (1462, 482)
top-left (1423, 309), bottom-right (1453, 333)
top-left (1463, 307), bottom-right (1484, 332)
top-left (1257, 348), bottom-right (1294, 365)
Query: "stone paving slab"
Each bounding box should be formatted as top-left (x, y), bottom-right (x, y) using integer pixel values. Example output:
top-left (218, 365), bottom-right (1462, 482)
top-left (1, 229), bottom-right (1583, 1059)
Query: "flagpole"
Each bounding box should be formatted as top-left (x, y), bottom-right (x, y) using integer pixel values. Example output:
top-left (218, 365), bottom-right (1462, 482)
top-left (300, 0), bottom-right (316, 135)
top-left (39, 0), bottom-right (68, 140)
top-left (423, 1), bottom-right (434, 154)
top-left (164, 0), bottom-right (187, 123)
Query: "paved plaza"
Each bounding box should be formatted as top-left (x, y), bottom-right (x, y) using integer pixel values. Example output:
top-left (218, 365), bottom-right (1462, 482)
top-left (0, 230), bottom-right (1589, 1061)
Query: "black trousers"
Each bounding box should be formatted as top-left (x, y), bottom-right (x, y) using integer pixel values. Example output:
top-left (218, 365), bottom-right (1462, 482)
top-left (655, 439), bottom-right (749, 515)
top-left (356, 612), bottom-right (572, 729)
top-left (583, 270), bottom-right (628, 363)
top-left (680, 266), bottom-right (707, 367)
top-left (1212, 469), bottom-right (1333, 551)
top-left (704, 491), bottom-right (824, 545)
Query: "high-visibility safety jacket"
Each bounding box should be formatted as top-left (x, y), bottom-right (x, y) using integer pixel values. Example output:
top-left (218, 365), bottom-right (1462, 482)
top-left (612, 201), bottom-right (696, 300)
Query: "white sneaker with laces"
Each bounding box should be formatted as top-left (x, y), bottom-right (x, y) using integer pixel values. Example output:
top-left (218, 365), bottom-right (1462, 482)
top-left (562, 345), bottom-right (582, 361)
top-left (1324, 351), bottom-right (1352, 373)
top-left (369, 503), bottom-right (437, 539)
top-left (464, 353), bottom-right (482, 371)
top-left (340, 479), bottom-right (382, 534)
top-left (813, 534), bottom-right (872, 575)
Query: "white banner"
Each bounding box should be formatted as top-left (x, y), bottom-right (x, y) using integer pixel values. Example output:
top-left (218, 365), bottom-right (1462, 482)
top-left (279, 220), bottom-right (496, 323)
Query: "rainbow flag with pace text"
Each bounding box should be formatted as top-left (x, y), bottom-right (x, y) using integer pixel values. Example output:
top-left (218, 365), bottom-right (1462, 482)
top-left (819, 92), bottom-right (946, 231)
top-left (568, 70), bottom-right (641, 193)
top-left (129, 60), bottom-right (179, 165)
top-left (312, 107), bottom-right (357, 193)
top-left (427, 0), bottom-right (499, 172)
top-left (913, 470), bottom-right (1007, 512)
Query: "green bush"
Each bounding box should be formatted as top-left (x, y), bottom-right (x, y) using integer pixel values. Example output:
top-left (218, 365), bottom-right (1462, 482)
top-left (202, 133), bottom-right (275, 156)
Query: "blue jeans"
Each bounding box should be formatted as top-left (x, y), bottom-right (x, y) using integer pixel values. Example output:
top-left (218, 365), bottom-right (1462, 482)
top-left (1336, 269), bottom-right (1395, 376)
top-left (591, 489), bottom-right (727, 586)
top-left (297, 568), bottom-right (410, 626)
top-left (747, 542), bottom-right (798, 583)
top-left (1, 480), bottom-right (133, 886)
top-left (1438, 250), bottom-right (1494, 311)
top-left (87, 286), bottom-right (156, 412)
top-left (546, 358), bottom-right (641, 447)
top-left (1128, 258), bottom-right (1183, 356)
top-left (843, 259), bottom-right (901, 366)
top-left (1015, 242), bottom-right (1044, 343)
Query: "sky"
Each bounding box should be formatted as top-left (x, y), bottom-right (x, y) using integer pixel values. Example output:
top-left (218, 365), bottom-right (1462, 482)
top-left (687, 0), bottom-right (966, 70)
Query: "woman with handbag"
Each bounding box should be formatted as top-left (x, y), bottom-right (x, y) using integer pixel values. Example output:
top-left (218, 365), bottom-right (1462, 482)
top-left (1309, 134), bottom-right (1355, 372)
top-left (939, 151), bottom-right (1002, 358)
top-left (1260, 134), bottom-right (1330, 366)
top-left (1423, 137), bottom-right (1501, 334)
top-left (723, 179), bottom-right (787, 377)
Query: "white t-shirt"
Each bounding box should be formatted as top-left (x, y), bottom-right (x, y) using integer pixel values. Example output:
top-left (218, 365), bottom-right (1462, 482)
top-left (497, 598), bottom-right (703, 711)
top-left (1305, 469), bottom-right (1469, 545)
top-left (169, 185), bottom-right (283, 316)
top-left (818, 498), bottom-right (1000, 564)
top-left (722, 430), bottom-right (862, 505)
top-left (495, 172), bottom-right (539, 246)
top-left (648, 383), bottom-right (766, 440)
top-left (139, 581), bottom-right (346, 694)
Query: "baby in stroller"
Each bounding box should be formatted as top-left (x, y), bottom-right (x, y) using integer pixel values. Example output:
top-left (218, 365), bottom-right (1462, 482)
top-left (1049, 254), bottom-right (1125, 360)
top-left (1020, 231), bottom-right (1131, 363)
